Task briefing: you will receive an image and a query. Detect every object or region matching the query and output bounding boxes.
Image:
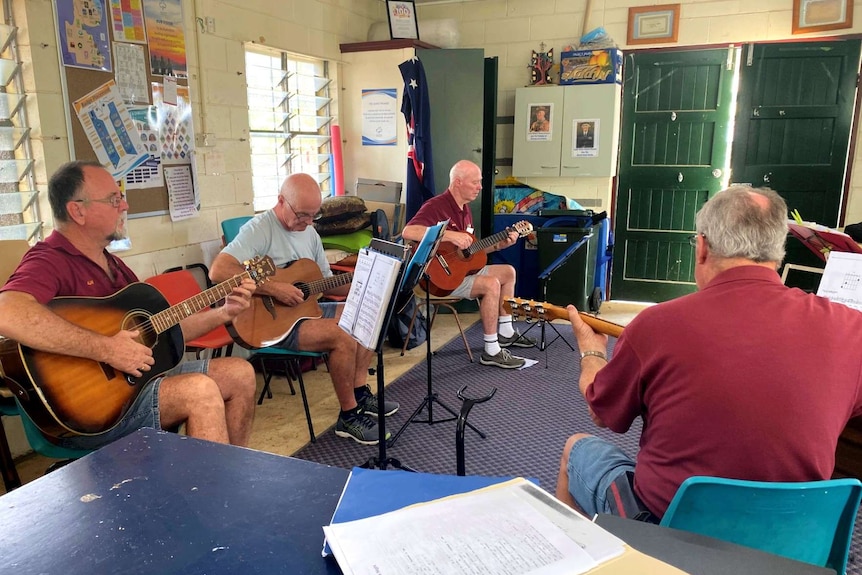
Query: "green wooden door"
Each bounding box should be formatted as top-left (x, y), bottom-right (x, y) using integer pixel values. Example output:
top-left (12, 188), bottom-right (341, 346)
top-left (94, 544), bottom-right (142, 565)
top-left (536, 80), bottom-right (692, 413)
top-left (730, 40), bottom-right (861, 289)
top-left (612, 49), bottom-right (736, 302)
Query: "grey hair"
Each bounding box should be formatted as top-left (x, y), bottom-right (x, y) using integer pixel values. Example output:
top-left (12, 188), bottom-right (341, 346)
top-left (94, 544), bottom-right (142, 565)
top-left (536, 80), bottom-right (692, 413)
top-left (695, 185), bottom-right (787, 263)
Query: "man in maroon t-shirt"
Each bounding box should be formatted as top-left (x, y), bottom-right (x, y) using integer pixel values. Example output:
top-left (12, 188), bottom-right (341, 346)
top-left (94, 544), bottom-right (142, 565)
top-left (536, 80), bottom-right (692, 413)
top-left (0, 161), bottom-right (257, 451)
top-left (402, 160), bottom-right (536, 369)
top-left (556, 185), bottom-right (862, 520)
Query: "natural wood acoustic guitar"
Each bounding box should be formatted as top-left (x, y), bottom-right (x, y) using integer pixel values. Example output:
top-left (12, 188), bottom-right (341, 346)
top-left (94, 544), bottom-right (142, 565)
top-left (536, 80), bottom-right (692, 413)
top-left (0, 256), bottom-right (275, 441)
top-left (503, 297), bottom-right (625, 338)
top-left (228, 258), bottom-right (354, 349)
top-left (422, 220), bottom-right (534, 296)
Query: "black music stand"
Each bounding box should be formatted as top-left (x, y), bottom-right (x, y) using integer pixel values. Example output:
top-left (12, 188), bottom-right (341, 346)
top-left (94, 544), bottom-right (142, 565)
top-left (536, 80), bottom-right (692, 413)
top-left (388, 230), bottom-right (487, 447)
top-left (357, 229), bottom-right (445, 470)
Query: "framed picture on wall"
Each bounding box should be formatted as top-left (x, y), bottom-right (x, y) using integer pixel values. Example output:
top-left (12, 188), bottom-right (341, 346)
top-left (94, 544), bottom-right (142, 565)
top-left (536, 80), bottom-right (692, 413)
top-left (627, 4), bottom-right (681, 45)
top-left (792, 0), bottom-right (853, 34)
top-left (386, 1), bottom-right (420, 40)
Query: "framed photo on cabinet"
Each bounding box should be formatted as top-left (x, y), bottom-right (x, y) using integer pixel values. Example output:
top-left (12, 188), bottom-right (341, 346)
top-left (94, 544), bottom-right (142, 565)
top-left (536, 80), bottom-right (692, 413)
top-left (387, 1), bottom-right (420, 40)
top-left (792, 0), bottom-right (852, 34)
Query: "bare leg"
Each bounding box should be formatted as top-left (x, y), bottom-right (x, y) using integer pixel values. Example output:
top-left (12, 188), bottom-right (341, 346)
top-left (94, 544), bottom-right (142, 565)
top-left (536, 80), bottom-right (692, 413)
top-left (295, 318), bottom-right (360, 411)
top-left (556, 433), bottom-right (592, 515)
top-left (158, 373), bottom-right (230, 444)
top-left (469, 274), bottom-right (502, 336)
top-left (205, 357), bottom-right (256, 446)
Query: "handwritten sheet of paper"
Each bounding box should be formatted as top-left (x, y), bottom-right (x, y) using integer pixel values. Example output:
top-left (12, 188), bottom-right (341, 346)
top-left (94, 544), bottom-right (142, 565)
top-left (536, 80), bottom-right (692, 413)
top-left (817, 251), bottom-right (862, 311)
top-left (324, 478), bottom-right (624, 575)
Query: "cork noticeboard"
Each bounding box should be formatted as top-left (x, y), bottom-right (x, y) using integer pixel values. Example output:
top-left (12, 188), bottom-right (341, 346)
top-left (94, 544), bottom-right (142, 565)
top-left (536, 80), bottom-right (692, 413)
top-left (59, 2), bottom-right (190, 217)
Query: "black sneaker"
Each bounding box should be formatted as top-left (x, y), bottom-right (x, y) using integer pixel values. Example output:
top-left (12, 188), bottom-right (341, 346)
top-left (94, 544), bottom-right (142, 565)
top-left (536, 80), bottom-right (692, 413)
top-left (335, 410), bottom-right (389, 445)
top-left (356, 385), bottom-right (400, 418)
top-left (499, 331), bottom-right (538, 348)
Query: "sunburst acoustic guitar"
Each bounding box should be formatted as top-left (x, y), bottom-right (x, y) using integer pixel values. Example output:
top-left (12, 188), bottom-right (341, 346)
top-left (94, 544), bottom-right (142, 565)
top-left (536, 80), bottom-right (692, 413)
top-left (229, 258), bottom-right (354, 349)
top-left (423, 220), bottom-right (534, 296)
top-left (0, 256), bottom-right (275, 441)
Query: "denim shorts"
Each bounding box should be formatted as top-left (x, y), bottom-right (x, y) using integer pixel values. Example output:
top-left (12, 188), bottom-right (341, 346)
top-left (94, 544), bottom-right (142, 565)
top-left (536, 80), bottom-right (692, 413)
top-left (56, 359), bottom-right (210, 451)
top-left (280, 302), bottom-right (339, 349)
top-left (448, 266), bottom-right (490, 299)
top-left (566, 435), bottom-right (635, 517)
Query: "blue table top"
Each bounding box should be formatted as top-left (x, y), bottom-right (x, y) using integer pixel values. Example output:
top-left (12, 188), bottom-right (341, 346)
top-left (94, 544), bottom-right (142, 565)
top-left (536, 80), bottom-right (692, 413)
top-left (0, 429), bottom-right (348, 575)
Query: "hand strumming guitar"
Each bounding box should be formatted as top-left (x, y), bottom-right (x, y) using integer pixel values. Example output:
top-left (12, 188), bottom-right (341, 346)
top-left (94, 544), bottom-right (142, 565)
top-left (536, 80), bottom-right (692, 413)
top-left (444, 230), bottom-right (474, 250)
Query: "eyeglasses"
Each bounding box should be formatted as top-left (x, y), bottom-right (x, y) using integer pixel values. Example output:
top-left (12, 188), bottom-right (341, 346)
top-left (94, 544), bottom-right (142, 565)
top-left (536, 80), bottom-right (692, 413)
top-left (74, 192), bottom-right (126, 209)
top-left (285, 198), bottom-right (322, 221)
top-left (689, 234), bottom-right (705, 247)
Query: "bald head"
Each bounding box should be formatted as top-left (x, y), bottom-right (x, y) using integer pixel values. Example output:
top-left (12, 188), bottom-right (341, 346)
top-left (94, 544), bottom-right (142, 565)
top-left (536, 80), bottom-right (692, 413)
top-left (449, 160), bottom-right (480, 187)
top-left (280, 173), bottom-right (321, 203)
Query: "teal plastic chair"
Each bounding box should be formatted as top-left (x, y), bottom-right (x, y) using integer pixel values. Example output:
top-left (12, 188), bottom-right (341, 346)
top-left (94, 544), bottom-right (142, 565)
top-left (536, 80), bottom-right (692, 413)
top-left (0, 392), bottom-right (92, 490)
top-left (220, 215), bottom-right (253, 246)
top-left (660, 476), bottom-right (862, 573)
top-left (220, 216), bottom-right (328, 443)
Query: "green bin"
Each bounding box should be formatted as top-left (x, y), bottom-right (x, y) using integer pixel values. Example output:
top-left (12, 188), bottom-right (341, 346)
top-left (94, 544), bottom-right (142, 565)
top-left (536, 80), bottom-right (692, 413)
top-left (537, 225), bottom-right (598, 311)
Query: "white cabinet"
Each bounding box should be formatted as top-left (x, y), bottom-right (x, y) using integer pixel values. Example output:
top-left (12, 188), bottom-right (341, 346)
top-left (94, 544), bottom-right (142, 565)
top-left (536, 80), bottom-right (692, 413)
top-left (512, 84), bottom-right (621, 178)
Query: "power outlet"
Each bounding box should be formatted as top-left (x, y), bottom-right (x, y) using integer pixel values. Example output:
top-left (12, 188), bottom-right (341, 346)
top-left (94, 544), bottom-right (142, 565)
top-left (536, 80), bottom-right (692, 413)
top-left (205, 17), bottom-right (215, 34)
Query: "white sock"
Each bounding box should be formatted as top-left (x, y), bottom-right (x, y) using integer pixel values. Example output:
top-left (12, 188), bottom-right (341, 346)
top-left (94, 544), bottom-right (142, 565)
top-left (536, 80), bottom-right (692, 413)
top-left (484, 333), bottom-right (501, 356)
top-left (498, 315), bottom-right (515, 338)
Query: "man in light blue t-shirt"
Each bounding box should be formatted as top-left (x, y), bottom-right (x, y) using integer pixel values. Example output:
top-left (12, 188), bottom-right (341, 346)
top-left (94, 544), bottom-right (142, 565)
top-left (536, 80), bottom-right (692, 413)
top-left (211, 173), bottom-right (398, 445)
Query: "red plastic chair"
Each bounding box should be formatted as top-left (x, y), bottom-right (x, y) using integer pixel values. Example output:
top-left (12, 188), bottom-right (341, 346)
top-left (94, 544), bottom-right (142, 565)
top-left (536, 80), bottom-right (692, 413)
top-left (145, 269), bottom-right (234, 359)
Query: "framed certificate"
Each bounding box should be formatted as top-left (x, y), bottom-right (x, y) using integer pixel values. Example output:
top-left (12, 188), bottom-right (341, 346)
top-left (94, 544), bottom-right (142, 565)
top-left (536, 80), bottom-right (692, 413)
top-left (386, 1), bottom-right (420, 40)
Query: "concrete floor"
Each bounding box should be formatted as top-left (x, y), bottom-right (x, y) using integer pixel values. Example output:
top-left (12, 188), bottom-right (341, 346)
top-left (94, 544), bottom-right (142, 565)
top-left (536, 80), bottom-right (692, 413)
top-left (2, 313), bottom-right (479, 494)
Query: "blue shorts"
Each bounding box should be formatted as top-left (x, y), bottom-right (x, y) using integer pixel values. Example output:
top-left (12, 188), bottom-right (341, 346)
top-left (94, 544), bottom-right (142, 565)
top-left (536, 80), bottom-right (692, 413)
top-left (57, 359), bottom-right (210, 451)
top-left (280, 302), bottom-right (339, 349)
top-left (566, 435), bottom-right (635, 517)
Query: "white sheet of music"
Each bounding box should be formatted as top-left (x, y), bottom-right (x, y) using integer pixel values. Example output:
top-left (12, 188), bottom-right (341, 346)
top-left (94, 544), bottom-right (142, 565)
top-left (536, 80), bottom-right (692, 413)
top-left (817, 251), bottom-right (862, 312)
top-left (324, 478), bottom-right (625, 575)
top-left (338, 248), bottom-right (401, 350)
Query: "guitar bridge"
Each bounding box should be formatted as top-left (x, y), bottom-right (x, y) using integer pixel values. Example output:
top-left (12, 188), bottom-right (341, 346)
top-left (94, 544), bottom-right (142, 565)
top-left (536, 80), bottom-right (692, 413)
top-left (436, 254), bottom-right (452, 276)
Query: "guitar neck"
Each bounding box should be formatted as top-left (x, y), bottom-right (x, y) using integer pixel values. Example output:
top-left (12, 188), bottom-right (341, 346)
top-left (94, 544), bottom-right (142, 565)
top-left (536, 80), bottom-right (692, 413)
top-left (300, 272), bottom-right (354, 297)
top-left (150, 273), bottom-right (253, 334)
top-left (468, 229), bottom-right (509, 256)
top-left (504, 298), bottom-right (625, 338)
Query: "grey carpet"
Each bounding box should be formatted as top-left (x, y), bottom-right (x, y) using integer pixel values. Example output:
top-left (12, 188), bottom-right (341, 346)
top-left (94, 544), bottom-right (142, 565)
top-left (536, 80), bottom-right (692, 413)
top-left (293, 321), bottom-right (861, 574)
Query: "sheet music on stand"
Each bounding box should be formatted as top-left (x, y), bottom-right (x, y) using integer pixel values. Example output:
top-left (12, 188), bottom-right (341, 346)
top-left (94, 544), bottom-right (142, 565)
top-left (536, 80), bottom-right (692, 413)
top-left (816, 251), bottom-right (862, 312)
top-left (339, 239), bottom-right (410, 350)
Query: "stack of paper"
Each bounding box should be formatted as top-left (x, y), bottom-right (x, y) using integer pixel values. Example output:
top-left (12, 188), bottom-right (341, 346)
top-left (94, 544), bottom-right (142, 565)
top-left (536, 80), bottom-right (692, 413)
top-left (322, 471), bottom-right (688, 575)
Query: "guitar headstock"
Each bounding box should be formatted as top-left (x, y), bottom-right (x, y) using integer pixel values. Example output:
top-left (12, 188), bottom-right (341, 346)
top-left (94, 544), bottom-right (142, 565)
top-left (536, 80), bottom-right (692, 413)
top-left (511, 221), bottom-right (534, 238)
top-left (504, 297), bottom-right (568, 323)
top-left (244, 255), bottom-right (276, 285)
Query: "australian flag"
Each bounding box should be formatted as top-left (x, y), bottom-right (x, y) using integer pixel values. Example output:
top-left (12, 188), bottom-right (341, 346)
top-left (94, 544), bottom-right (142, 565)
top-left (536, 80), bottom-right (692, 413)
top-left (399, 57), bottom-right (435, 222)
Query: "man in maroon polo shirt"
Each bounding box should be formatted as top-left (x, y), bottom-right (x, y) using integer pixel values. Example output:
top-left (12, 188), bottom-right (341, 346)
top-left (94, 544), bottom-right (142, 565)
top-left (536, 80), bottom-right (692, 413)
top-left (556, 185), bottom-right (862, 521)
top-left (401, 160), bottom-right (536, 369)
top-left (0, 160), bottom-right (257, 451)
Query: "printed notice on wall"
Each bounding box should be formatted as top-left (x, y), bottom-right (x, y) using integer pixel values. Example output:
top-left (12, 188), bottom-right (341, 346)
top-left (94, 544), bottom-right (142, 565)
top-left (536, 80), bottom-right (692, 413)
top-left (73, 80), bottom-right (150, 180)
top-left (164, 164), bottom-right (199, 221)
top-left (362, 88), bottom-right (397, 146)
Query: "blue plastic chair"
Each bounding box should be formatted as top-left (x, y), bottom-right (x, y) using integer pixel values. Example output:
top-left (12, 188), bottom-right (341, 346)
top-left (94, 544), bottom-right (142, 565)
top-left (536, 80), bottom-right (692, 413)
top-left (660, 476), bottom-right (862, 573)
top-left (220, 216), bottom-right (327, 443)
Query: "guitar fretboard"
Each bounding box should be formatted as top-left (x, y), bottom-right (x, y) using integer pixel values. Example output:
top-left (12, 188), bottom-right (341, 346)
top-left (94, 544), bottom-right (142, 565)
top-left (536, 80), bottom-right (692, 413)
top-left (299, 272), bottom-right (354, 297)
top-left (150, 272), bottom-right (252, 334)
top-left (466, 228), bottom-right (516, 256)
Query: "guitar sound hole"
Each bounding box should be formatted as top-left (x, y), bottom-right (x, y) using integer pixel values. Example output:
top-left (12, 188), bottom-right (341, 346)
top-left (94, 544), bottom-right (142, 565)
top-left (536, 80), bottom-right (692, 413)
top-left (122, 311), bottom-right (157, 348)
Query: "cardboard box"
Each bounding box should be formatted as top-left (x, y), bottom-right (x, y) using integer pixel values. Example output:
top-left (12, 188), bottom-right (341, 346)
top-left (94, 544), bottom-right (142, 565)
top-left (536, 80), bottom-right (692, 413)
top-left (355, 178), bottom-right (403, 204)
top-left (559, 48), bottom-right (622, 85)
